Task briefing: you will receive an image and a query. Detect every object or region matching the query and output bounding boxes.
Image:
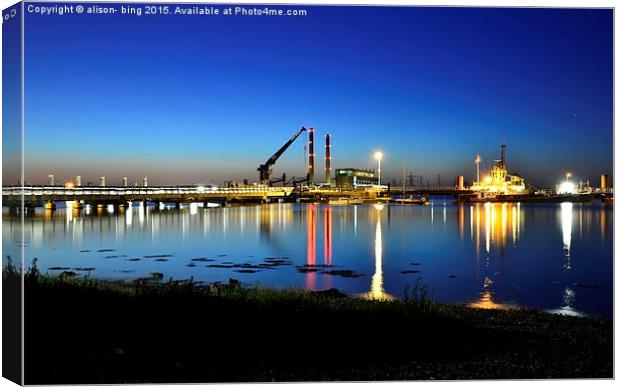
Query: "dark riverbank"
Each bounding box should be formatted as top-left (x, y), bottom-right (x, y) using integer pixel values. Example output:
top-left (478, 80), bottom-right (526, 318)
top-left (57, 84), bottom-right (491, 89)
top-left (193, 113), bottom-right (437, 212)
top-left (12, 263), bottom-right (612, 383)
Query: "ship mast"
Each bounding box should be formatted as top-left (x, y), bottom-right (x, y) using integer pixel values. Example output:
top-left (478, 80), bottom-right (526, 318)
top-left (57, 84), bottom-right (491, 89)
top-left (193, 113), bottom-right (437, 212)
top-left (493, 143), bottom-right (507, 168)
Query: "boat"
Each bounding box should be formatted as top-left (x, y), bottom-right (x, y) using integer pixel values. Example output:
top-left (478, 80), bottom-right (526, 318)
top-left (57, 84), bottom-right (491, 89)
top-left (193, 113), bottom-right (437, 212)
top-left (390, 195), bottom-right (429, 205)
top-left (465, 193), bottom-right (595, 203)
top-left (328, 197), bottom-right (363, 206)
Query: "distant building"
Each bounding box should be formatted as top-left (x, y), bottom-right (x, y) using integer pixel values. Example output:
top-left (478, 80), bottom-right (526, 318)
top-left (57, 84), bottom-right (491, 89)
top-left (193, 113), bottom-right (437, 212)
top-left (335, 168), bottom-right (378, 188)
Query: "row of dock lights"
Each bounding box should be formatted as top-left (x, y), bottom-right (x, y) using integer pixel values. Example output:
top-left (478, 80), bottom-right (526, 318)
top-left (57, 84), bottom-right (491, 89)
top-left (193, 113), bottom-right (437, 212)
top-left (48, 174), bottom-right (149, 188)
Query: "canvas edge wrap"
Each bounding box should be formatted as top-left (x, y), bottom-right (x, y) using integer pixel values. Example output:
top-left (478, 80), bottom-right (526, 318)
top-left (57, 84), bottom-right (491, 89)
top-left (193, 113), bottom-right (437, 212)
top-left (2, 1), bottom-right (24, 385)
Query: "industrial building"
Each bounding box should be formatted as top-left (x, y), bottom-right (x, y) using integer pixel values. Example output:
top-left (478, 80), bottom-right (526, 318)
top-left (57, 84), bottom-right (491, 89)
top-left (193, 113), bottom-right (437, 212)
top-left (335, 168), bottom-right (378, 188)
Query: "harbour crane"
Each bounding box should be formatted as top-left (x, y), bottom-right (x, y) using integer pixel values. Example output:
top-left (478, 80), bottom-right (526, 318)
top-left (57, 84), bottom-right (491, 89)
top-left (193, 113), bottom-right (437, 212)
top-left (258, 127), bottom-right (307, 185)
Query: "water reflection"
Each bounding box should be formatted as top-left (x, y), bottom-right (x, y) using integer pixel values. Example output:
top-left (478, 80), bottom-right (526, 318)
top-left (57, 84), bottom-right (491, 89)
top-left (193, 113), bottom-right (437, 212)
top-left (368, 204), bottom-right (392, 300)
top-left (547, 287), bottom-right (583, 317)
top-left (468, 290), bottom-right (511, 310)
top-left (324, 207), bottom-right (332, 267)
top-left (4, 200), bottom-right (612, 317)
top-left (468, 274), bottom-right (510, 310)
top-left (471, 202), bottom-right (523, 257)
top-left (370, 206), bottom-right (383, 299)
top-left (561, 202), bottom-right (573, 270)
top-left (306, 205), bottom-right (317, 290)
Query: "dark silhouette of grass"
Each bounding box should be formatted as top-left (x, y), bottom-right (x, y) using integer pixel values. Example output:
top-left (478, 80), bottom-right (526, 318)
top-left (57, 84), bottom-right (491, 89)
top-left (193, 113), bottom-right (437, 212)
top-left (4, 259), bottom-right (612, 384)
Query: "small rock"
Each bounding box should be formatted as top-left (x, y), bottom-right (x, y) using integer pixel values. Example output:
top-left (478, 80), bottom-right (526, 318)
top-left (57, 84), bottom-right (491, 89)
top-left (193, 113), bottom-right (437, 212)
top-left (312, 288), bottom-right (347, 299)
top-left (228, 278), bottom-right (240, 286)
top-left (322, 269), bottom-right (364, 278)
top-left (297, 268), bottom-right (319, 273)
top-left (190, 257), bottom-right (214, 262)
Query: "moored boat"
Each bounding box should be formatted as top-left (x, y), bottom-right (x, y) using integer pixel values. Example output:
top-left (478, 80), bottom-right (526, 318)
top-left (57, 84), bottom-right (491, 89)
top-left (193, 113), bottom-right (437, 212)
top-left (390, 195), bottom-right (429, 205)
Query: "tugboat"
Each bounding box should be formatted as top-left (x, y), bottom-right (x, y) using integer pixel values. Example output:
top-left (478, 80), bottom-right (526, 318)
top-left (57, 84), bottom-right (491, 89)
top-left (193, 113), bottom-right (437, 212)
top-left (470, 144), bottom-right (528, 199)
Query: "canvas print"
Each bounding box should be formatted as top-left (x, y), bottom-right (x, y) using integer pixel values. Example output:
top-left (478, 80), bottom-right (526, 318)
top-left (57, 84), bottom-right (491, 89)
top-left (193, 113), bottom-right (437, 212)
top-left (1, 1), bottom-right (613, 384)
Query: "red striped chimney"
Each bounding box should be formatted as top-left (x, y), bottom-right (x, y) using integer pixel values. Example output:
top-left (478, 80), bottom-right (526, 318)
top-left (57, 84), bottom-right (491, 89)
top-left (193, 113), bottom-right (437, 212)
top-left (308, 127), bottom-right (314, 185)
top-left (325, 133), bottom-right (331, 186)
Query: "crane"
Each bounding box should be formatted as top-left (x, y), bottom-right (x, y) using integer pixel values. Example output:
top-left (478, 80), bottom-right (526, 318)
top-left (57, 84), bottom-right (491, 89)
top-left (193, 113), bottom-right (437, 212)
top-left (258, 127), bottom-right (307, 184)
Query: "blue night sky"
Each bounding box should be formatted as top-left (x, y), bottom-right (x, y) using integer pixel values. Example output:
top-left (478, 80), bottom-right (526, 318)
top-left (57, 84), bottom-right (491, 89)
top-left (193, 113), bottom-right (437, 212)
top-left (18, 4), bottom-right (613, 187)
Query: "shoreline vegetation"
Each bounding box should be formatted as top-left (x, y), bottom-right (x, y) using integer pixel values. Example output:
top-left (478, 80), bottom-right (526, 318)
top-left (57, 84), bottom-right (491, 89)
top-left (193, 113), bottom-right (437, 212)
top-left (5, 259), bottom-right (612, 383)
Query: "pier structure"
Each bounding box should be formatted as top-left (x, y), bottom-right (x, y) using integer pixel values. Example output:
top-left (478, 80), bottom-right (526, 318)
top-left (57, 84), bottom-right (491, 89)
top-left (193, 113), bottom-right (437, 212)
top-left (3, 185), bottom-right (295, 211)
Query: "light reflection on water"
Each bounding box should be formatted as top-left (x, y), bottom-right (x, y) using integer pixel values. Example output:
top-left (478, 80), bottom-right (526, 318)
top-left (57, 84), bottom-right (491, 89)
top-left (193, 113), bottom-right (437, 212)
top-left (2, 198), bottom-right (613, 317)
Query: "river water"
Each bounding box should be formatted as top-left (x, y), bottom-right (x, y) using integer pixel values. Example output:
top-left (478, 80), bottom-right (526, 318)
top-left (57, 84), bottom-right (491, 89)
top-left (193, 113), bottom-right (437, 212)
top-left (3, 198), bottom-right (613, 317)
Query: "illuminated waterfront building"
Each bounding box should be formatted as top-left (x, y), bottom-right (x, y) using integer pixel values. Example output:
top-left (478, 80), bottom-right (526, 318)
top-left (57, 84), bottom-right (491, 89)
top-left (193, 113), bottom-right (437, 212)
top-left (335, 168), bottom-right (378, 188)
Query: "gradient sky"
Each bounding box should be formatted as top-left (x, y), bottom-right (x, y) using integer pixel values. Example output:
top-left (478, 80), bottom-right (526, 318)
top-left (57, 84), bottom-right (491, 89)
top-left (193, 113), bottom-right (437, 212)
top-left (15, 4), bottom-right (613, 187)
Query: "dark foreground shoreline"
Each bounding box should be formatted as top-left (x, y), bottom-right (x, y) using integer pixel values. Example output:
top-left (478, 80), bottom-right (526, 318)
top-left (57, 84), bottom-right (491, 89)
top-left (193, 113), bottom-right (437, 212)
top-left (10, 264), bottom-right (612, 383)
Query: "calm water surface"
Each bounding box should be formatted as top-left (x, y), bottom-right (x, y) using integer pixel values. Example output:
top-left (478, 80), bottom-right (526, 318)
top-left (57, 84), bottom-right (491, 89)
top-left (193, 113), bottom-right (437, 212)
top-left (3, 198), bottom-right (613, 317)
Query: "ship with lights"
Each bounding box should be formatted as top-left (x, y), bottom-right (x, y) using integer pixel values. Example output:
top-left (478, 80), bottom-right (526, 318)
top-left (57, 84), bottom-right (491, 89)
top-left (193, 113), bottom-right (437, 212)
top-left (470, 144), bottom-right (528, 198)
top-left (464, 144), bottom-right (604, 203)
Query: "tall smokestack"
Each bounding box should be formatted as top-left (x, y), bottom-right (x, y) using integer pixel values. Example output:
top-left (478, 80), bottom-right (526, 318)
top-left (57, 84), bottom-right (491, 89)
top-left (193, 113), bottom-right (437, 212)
top-left (325, 133), bottom-right (331, 186)
top-left (307, 127), bottom-right (314, 185)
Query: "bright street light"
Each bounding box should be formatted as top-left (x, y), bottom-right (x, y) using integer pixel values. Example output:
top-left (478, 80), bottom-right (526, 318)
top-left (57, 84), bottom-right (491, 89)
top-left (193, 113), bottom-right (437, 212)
top-left (374, 151), bottom-right (383, 186)
top-left (474, 154), bottom-right (481, 183)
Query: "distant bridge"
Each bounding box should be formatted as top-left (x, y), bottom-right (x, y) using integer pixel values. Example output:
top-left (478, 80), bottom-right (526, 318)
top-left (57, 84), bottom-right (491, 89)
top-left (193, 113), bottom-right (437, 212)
top-left (2, 185), bottom-right (294, 209)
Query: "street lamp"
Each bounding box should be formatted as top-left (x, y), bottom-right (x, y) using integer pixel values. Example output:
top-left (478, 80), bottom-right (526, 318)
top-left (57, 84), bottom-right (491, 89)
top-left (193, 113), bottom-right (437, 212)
top-left (474, 154), bottom-right (481, 183)
top-left (374, 151), bottom-right (383, 186)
